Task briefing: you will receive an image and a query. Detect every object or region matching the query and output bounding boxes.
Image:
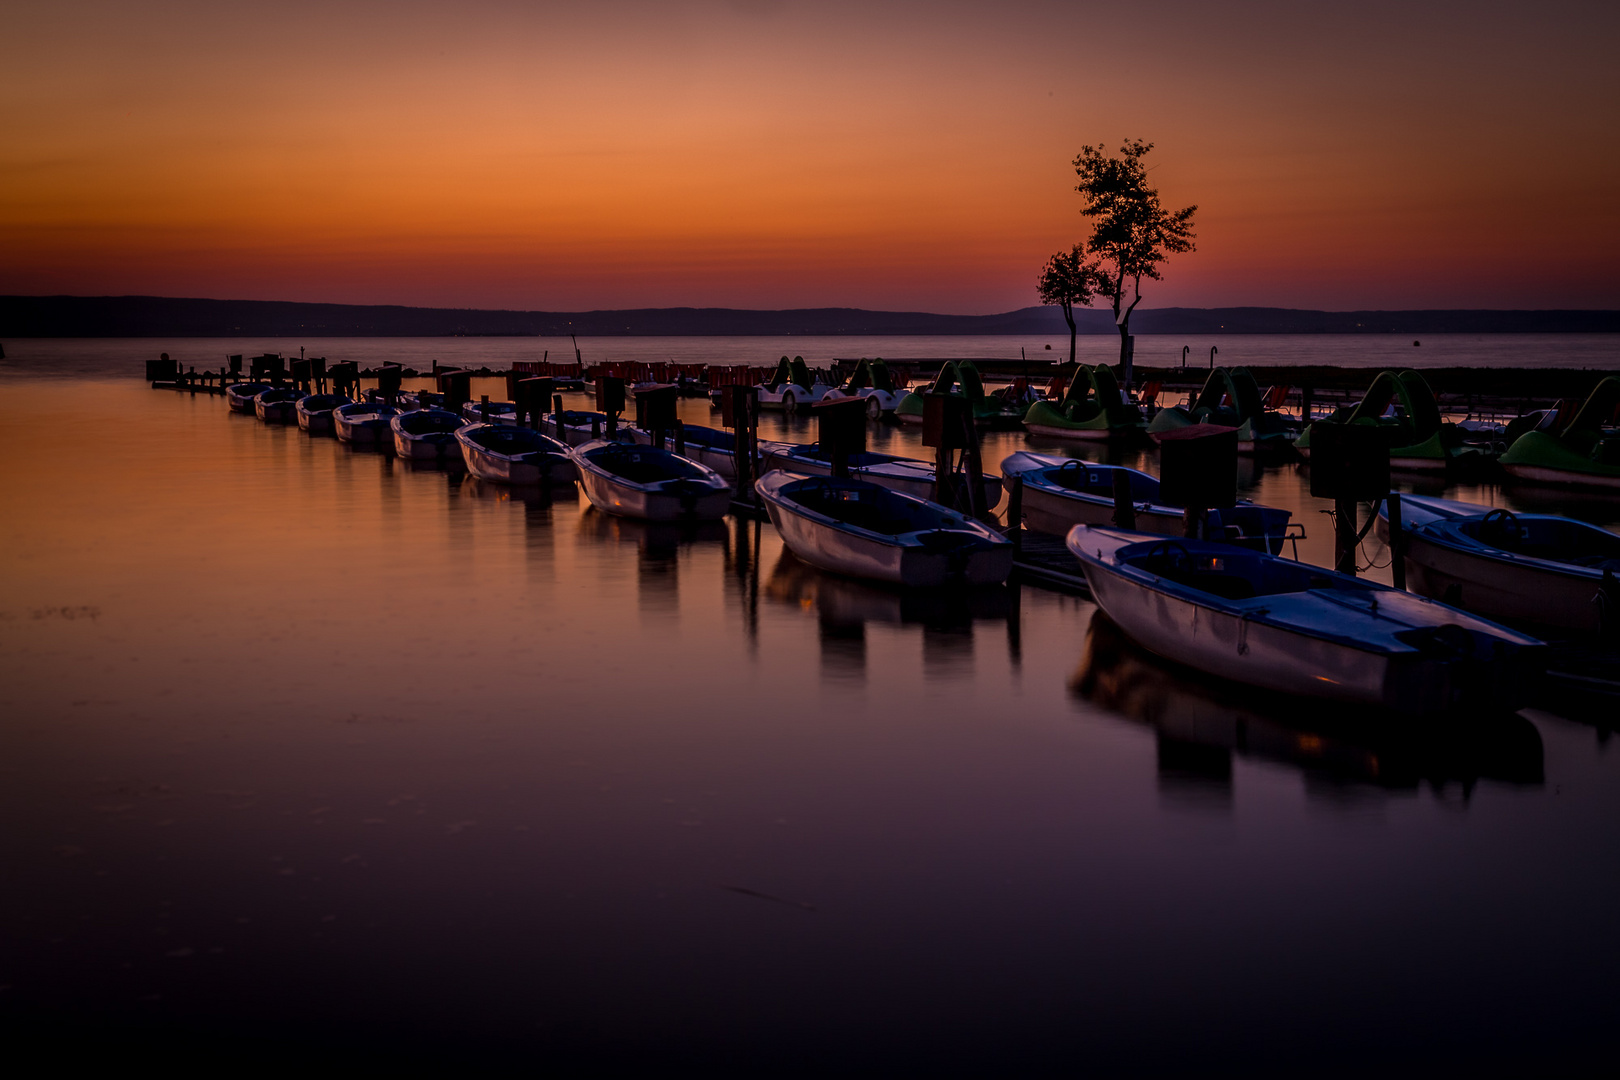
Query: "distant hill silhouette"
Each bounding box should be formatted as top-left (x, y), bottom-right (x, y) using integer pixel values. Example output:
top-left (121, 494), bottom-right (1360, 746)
top-left (2, 295), bottom-right (1617, 336)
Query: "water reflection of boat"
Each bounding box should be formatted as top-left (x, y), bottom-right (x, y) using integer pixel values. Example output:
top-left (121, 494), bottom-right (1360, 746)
top-left (460, 475), bottom-right (577, 506)
top-left (765, 548), bottom-right (1011, 626)
top-left (1071, 611), bottom-right (1545, 794)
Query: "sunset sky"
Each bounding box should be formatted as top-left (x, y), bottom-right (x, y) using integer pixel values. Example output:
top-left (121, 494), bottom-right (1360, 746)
top-left (3, 0), bottom-right (1617, 313)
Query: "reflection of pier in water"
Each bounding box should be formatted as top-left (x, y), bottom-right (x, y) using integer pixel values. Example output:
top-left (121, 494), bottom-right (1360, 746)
top-left (764, 550), bottom-right (1015, 682)
top-left (1070, 611), bottom-right (1544, 807)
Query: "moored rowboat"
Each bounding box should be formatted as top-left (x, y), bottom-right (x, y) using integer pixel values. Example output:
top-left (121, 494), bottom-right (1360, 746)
top-left (1378, 494), bottom-right (1620, 633)
top-left (1067, 524), bottom-right (1544, 713)
top-left (226, 383), bottom-right (272, 414)
top-left (254, 388), bottom-right (304, 424)
top-left (761, 441), bottom-right (1003, 512)
top-left (333, 402), bottom-right (402, 445)
top-left (296, 393), bottom-right (348, 435)
top-left (455, 423), bottom-right (575, 485)
top-left (391, 408), bottom-right (466, 462)
top-left (757, 470), bottom-right (1012, 587)
top-left (1001, 452), bottom-right (1292, 553)
top-left (571, 440), bottom-right (731, 521)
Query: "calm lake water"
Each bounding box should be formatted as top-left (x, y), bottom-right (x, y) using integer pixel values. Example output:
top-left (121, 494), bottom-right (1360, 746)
top-left (4, 332), bottom-right (1620, 379)
top-left (3, 369), bottom-right (1619, 1073)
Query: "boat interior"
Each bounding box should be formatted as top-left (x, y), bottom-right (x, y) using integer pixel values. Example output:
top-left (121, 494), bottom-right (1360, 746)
top-left (1448, 509), bottom-right (1620, 567)
top-left (1121, 539), bottom-right (1342, 601)
top-left (784, 478), bottom-right (942, 535)
top-left (467, 426), bottom-right (560, 455)
top-left (399, 410), bottom-right (463, 435)
top-left (1040, 461), bottom-right (1161, 501)
top-left (587, 444), bottom-right (711, 483)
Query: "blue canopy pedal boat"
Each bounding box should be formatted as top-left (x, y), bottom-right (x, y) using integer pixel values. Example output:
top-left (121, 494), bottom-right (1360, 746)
top-left (757, 470), bottom-right (1012, 587)
top-left (1001, 452), bottom-right (1293, 554)
top-left (390, 407), bottom-right (466, 462)
top-left (1378, 494), bottom-right (1620, 634)
top-left (455, 423), bottom-right (575, 485)
top-left (1066, 524), bottom-right (1545, 714)
top-left (570, 440), bottom-right (731, 521)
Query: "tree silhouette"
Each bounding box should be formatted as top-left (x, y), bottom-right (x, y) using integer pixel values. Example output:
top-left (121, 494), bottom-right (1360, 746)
top-left (1072, 139), bottom-right (1197, 385)
top-left (1036, 245), bottom-right (1102, 365)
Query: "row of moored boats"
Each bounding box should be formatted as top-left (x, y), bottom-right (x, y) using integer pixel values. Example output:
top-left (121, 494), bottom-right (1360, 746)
top-left (222, 379), bottom-right (1618, 719)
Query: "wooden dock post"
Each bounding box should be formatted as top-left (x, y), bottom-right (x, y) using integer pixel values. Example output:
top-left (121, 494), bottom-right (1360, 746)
top-left (1158, 424), bottom-right (1239, 544)
top-left (1007, 473), bottom-right (1023, 554)
top-left (814, 397), bottom-right (868, 479)
top-left (1309, 423), bottom-right (1389, 578)
top-left (1111, 470), bottom-right (1137, 530)
top-left (923, 393), bottom-right (972, 510)
top-left (1387, 490), bottom-right (1406, 590)
top-left (722, 385), bottom-right (762, 509)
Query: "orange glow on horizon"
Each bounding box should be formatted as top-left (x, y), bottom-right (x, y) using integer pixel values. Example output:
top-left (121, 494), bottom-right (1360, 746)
top-left (3, 1), bottom-right (1617, 312)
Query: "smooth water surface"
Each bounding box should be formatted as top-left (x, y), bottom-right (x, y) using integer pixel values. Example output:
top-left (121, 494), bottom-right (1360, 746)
top-left (2, 378), bottom-right (1619, 1073)
top-left (5, 332), bottom-right (1620, 380)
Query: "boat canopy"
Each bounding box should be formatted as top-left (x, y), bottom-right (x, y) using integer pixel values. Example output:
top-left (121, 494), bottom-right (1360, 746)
top-left (1189, 367), bottom-right (1266, 422)
top-left (842, 358), bottom-right (898, 394)
top-left (1345, 370), bottom-right (1444, 439)
top-left (1059, 364), bottom-right (1139, 426)
top-left (1558, 376), bottom-right (1620, 453)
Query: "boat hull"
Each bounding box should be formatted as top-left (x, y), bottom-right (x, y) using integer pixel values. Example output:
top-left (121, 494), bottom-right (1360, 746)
top-left (758, 472), bottom-right (1012, 587)
top-left (1068, 526), bottom-right (1543, 714)
top-left (1401, 532), bottom-right (1608, 633)
top-left (393, 432), bottom-right (462, 461)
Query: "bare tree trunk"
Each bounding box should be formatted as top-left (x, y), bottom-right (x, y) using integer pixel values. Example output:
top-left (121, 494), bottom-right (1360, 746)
top-left (1063, 303), bottom-right (1076, 365)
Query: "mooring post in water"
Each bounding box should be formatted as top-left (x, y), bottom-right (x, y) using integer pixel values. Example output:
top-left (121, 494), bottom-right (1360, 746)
top-left (1158, 423), bottom-right (1239, 544)
top-left (1387, 490), bottom-right (1406, 590)
top-left (1308, 422), bottom-right (1388, 579)
top-left (1300, 384), bottom-right (1314, 423)
top-left (959, 407), bottom-right (988, 520)
top-left (1007, 473), bottom-right (1024, 554)
top-left (722, 385), bottom-right (761, 505)
top-left (814, 396), bottom-right (867, 480)
top-left (596, 376), bottom-right (625, 440)
top-left (923, 393), bottom-right (971, 509)
top-left (1111, 469), bottom-right (1137, 530)
top-left (479, 395), bottom-right (490, 422)
top-left (553, 394), bottom-right (565, 439)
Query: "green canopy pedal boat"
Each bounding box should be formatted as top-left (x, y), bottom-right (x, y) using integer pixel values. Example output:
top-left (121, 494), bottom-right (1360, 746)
top-left (1499, 376), bottom-right (1620, 491)
top-left (1147, 367), bottom-right (1294, 454)
top-left (1021, 364), bottom-right (1144, 441)
top-left (1294, 369), bottom-right (1486, 473)
top-left (895, 361), bottom-right (1025, 428)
